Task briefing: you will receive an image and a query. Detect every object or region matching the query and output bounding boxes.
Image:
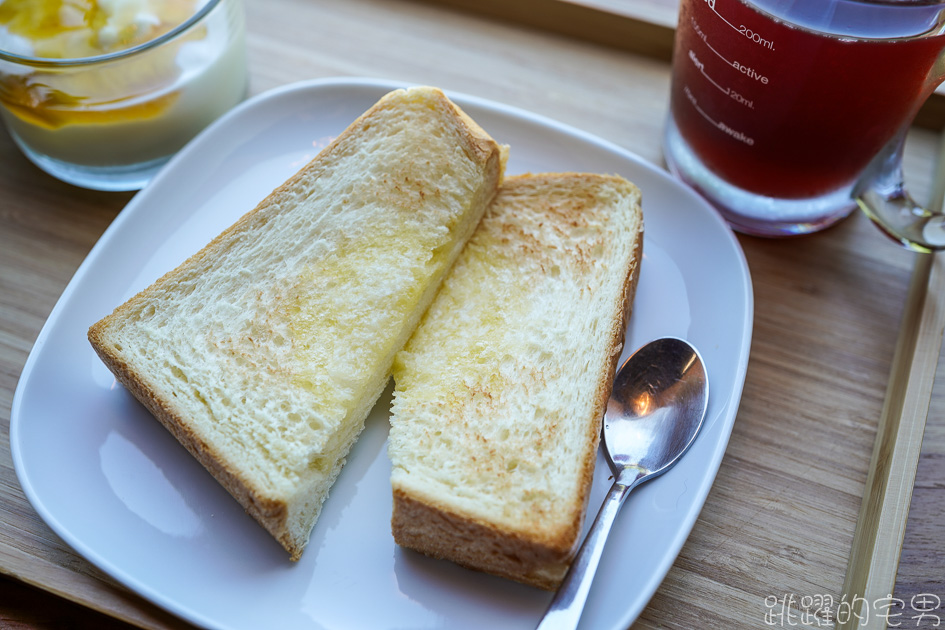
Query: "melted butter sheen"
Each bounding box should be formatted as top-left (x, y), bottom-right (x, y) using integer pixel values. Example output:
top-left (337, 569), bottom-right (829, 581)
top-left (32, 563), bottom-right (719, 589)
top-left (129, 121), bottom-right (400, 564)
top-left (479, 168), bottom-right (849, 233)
top-left (288, 224), bottom-right (448, 414)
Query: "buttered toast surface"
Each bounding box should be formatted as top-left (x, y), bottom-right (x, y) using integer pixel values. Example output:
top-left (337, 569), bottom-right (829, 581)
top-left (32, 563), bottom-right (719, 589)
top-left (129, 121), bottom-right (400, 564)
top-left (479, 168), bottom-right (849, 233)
top-left (87, 86), bottom-right (507, 561)
top-left (388, 172), bottom-right (644, 590)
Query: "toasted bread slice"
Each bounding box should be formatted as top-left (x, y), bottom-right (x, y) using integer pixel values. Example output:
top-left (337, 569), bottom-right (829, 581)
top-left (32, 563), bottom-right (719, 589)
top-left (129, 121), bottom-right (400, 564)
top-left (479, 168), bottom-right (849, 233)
top-left (388, 172), bottom-right (643, 589)
top-left (88, 86), bottom-right (507, 560)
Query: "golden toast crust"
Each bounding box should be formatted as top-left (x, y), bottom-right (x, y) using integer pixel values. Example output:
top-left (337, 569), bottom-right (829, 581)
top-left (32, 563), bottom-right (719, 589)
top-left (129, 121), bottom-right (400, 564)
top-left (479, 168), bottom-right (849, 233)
top-left (88, 86), bottom-right (506, 561)
top-left (390, 172), bottom-right (644, 589)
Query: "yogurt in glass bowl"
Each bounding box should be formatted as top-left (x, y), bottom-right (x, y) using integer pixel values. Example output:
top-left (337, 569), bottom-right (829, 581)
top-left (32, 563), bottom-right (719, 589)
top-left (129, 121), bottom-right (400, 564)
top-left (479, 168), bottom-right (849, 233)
top-left (0, 0), bottom-right (247, 190)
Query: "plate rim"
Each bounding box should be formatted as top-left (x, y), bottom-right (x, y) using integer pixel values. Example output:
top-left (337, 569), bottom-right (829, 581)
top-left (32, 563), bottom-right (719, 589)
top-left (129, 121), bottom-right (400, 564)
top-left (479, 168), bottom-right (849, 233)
top-left (10, 76), bottom-right (754, 630)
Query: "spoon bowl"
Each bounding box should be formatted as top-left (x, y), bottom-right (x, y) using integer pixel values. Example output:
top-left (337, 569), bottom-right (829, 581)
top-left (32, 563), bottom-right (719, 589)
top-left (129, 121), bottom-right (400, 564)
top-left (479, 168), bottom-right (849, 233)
top-left (537, 337), bottom-right (708, 630)
top-left (605, 337), bottom-right (709, 486)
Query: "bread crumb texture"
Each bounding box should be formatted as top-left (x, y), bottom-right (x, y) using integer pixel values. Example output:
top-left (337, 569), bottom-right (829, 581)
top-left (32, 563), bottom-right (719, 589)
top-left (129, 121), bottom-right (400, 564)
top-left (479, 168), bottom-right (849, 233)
top-left (88, 86), bottom-right (505, 558)
top-left (389, 172), bottom-right (643, 583)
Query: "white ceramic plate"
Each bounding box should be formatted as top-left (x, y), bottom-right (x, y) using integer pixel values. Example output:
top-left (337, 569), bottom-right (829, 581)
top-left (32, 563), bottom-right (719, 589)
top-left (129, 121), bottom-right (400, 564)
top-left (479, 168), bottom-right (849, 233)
top-left (11, 77), bottom-right (753, 630)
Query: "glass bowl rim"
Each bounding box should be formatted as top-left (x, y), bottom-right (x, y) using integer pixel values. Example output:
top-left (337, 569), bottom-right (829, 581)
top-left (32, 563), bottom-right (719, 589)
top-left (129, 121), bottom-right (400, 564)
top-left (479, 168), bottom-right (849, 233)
top-left (0, 0), bottom-right (225, 67)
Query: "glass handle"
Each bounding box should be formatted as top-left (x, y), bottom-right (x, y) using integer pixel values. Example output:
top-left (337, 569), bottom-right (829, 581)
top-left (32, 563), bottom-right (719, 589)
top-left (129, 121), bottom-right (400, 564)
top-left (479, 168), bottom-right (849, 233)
top-left (854, 131), bottom-right (945, 253)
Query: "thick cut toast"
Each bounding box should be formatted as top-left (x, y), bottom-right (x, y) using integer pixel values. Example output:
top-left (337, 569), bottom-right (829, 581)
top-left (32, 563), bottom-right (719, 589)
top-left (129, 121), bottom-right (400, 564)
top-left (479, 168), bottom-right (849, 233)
top-left (388, 172), bottom-right (644, 589)
top-left (88, 86), bottom-right (507, 560)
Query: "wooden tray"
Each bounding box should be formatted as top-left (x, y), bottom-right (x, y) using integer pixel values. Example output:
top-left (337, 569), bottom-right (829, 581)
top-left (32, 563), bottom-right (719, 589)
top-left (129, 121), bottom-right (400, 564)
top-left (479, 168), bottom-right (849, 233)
top-left (1, 1), bottom-right (943, 628)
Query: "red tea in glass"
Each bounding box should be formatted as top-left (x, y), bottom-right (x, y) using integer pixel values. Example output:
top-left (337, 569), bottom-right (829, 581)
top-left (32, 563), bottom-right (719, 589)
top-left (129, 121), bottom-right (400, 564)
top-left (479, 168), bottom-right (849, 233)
top-left (664, 0), bottom-right (945, 247)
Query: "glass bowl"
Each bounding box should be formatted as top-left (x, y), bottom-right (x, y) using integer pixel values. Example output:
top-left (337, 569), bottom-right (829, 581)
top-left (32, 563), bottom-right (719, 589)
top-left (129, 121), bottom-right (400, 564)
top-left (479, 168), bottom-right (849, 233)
top-left (0, 0), bottom-right (248, 191)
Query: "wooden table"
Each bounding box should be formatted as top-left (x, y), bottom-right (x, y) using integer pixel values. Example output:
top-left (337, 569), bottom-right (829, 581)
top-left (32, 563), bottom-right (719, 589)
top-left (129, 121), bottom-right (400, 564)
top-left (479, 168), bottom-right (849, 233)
top-left (2, 1), bottom-right (943, 628)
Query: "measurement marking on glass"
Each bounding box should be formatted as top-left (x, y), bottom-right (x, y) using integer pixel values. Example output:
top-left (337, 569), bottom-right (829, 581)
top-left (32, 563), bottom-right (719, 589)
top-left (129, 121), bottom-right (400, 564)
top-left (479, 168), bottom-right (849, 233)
top-left (687, 49), bottom-right (727, 94)
top-left (692, 14), bottom-right (770, 86)
top-left (687, 49), bottom-right (755, 109)
top-left (702, 0), bottom-right (776, 50)
top-left (684, 86), bottom-right (755, 146)
top-left (691, 15), bottom-right (732, 66)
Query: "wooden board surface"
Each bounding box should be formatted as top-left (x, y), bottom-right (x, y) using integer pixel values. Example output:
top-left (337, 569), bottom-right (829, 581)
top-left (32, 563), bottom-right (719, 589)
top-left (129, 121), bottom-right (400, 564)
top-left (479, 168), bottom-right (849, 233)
top-left (1, 0), bottom-right (943, 628)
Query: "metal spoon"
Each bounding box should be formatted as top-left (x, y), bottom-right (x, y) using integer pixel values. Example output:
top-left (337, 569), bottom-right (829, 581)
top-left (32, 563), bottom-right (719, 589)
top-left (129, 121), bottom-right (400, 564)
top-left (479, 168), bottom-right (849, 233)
top-left (536, 337), bottom-right (709, 629)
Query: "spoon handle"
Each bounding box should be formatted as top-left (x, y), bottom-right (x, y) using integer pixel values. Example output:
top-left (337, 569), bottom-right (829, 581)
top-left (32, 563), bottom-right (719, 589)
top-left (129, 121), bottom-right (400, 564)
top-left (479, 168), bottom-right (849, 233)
top-left (535, 478), bottom-right (633, 630)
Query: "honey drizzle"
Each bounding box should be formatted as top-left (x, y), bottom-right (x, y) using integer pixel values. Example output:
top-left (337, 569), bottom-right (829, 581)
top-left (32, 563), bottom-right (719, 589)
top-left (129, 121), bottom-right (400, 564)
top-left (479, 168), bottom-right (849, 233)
top-left (0, 0), bottom-right (199, 129)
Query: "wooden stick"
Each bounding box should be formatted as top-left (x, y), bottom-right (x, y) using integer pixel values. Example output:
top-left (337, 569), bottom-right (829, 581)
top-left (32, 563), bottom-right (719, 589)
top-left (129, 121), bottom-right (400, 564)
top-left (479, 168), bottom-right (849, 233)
top-left (838, 132), bottom-right (945, 629)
